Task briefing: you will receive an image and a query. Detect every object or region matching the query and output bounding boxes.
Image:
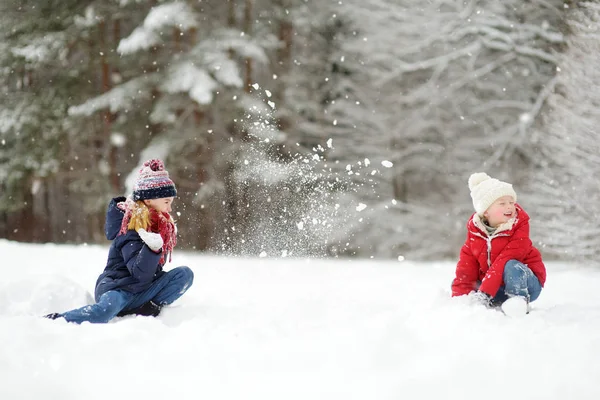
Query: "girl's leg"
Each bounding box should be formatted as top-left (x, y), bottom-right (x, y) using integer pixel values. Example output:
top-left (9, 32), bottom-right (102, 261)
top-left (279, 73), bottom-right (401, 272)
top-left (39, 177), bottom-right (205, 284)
top-left (503, 260), bottom-right (542, 302)
top-left (61, 290), bottom-right (130, 324)
top-left (124, 266), bottom-right (194, 311)
top-left (526, 267), bottom-right (543, 302)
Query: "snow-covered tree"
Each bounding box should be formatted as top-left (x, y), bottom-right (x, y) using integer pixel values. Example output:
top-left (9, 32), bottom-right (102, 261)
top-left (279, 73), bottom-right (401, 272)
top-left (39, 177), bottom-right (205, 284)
top-left (63, 0), bottom-right (345, 256)
top-left (330, 0), bottom-right (565, 259)
top-left (0, 0), bottom-right (100, 241)
top-left (527, 1), bottom-right (600, 262)
top-left (0, 0), bottom-right (582, 263)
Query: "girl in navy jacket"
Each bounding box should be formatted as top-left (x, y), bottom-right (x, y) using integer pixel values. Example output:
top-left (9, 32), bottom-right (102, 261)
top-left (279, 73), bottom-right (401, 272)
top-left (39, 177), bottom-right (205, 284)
top-left (46, 159), bottom-right (193, 323)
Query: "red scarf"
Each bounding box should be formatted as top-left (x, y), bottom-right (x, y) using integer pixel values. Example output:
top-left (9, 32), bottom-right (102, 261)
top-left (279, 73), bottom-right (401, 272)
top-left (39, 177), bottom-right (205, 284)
top-left (148, 208), bottom-right (177, 264)
top-left (118, 200), bottom-right (177, 264)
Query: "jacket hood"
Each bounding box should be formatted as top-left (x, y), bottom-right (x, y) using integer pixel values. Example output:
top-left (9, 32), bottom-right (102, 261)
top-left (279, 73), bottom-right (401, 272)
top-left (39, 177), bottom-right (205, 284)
top-left (104, 196), bottom-right (127, 240)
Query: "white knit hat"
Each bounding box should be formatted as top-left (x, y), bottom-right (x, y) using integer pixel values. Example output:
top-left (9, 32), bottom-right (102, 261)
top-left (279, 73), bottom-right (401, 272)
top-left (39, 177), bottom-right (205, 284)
top-left (468, 172), bottom-right (517, 215)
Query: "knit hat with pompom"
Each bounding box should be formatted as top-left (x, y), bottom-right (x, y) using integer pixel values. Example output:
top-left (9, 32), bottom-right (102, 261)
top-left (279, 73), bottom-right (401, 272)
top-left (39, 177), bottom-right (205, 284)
top-left (468, 172), bottom-right (517, 215)
top-left (132, 159), bottom-right (177, 201)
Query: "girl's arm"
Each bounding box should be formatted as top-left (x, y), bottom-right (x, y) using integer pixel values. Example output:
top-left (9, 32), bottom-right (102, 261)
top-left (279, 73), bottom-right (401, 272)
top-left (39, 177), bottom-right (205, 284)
top-left (452, 239), bottom-right (480, 296)
top-left (121, 237), bottom-right (162, 282)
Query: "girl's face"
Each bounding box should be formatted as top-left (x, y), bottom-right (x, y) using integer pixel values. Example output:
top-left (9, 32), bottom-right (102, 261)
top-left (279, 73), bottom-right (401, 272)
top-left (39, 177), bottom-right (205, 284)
top-left (483, 195), bottom-right (516, 228)
top-left (144, 197), bottom-right (175, 213)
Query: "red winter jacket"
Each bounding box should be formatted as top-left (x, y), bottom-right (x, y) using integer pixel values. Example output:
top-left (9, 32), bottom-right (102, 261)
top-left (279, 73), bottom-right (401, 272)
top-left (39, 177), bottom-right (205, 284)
top-left (451, 204), bottom-right (546, 298)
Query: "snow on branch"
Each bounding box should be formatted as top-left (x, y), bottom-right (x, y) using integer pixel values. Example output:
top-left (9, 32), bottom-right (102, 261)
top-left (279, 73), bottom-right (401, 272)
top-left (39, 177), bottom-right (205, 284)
top-left (398, 52), bottom-right (517, 108)
top-left (514, 45), bottom-right (558, 64)
top-left (205, 29), bottom-right (270, 65)
top-left (144, 2), bottom-right (197, 31)
top-left (379, 41), bottom-right (482, 84)
top-left (160, 62), bottom-right (217, 105)
top-left (68, 77), bottom-right (153, 116)
top-left (477, 16), bottom-right (564, 43)
top-left (118, 2), bottom-right (198, 55)
top-left (212, 58), bottom-right (243, 87)
top-left (11, 33), bottom-right (66, 63)
top-left (200, 52), bottom-right (244, 87)
top-left (0, 102), bottom-right (35, 134)
top-left (117, 26), bottom-right (160, 55)
top-left (472, 100), bottom-right (530, 114)
top-left (74, 6), bottom-right (99, 28)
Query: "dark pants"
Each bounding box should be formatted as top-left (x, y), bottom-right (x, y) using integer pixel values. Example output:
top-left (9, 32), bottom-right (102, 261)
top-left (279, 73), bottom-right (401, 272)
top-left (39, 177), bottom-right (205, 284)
top-left (61, 266), bottom-right (193, 324)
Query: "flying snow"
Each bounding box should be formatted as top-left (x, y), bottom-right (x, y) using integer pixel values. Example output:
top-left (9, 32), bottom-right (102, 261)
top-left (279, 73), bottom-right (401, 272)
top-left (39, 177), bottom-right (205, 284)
top-left (356, 203), bottom-right (367, 212)
top-left (110, 133), bottom-right (126, 147)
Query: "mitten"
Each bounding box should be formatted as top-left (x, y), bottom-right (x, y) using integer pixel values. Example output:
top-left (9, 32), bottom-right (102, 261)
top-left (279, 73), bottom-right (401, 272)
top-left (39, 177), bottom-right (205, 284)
top-left (469, 290), bottom-right (492, 308)
top-left (138, 228), bottom-right (163, 252)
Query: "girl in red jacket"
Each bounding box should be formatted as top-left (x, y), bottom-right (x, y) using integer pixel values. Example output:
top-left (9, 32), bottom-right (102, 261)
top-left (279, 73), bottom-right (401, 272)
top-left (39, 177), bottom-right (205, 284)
top-left (451, 172), bottom-right (546, 315)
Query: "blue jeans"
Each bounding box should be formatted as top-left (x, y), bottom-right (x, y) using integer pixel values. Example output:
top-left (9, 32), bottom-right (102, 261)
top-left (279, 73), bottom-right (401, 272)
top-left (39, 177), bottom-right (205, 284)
top-left (61, 266), bottom-right (194, 324)
top-left (491, 259), bottom-right (542, 304)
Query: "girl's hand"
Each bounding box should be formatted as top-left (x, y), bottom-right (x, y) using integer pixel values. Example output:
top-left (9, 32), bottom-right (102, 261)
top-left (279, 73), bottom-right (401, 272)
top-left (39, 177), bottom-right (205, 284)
top-left (468, 290), bottom-right (492, 308)
top-left (137, 228), bottom-right (163, 252)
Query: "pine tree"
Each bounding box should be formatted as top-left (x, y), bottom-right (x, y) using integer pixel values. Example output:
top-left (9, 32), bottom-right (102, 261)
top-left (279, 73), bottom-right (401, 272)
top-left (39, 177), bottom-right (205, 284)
top-left (0, 0), bottom-right (98, 241)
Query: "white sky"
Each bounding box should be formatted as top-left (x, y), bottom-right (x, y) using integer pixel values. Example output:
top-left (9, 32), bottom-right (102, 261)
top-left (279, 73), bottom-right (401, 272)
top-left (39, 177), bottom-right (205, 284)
top-left (1, 239), bottom-right (598, 400)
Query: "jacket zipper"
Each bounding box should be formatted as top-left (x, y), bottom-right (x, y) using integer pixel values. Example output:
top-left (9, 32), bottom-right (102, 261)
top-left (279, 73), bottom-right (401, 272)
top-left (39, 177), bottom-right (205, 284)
top-left (470, 230), bottom-right (510, 268)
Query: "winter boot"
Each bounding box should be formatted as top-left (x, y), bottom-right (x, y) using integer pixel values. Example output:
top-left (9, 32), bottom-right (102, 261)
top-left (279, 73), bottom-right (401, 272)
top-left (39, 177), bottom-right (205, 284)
top-left (44, 313), bottom-right (64, 320)
top-left (117, 301), bottom-right (162, 318)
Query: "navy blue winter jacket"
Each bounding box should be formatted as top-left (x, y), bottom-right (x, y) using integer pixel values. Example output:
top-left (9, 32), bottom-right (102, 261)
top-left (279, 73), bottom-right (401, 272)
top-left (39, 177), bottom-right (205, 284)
top-left (94, 196), bottom-right (165, 301)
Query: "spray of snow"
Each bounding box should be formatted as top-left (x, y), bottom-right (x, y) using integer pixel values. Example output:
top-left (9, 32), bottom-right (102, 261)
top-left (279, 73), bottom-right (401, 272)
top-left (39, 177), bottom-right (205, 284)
top-left (218, 87), bottom-right (381, 258)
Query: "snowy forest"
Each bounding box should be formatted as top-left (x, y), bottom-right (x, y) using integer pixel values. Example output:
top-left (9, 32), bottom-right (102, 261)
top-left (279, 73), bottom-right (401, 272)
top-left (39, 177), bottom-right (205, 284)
top-left (0, 0), bottom-right (598, 261)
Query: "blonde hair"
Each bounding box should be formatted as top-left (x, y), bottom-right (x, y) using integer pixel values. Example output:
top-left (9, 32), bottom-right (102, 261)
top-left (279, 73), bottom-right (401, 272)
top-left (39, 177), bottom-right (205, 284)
top-left (127, 200), bottom-right (151, 231)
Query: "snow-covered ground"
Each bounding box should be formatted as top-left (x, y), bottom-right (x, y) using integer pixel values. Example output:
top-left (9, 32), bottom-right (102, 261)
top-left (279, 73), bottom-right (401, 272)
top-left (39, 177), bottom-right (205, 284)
top-left (1, 239), bottom-right (598, 400)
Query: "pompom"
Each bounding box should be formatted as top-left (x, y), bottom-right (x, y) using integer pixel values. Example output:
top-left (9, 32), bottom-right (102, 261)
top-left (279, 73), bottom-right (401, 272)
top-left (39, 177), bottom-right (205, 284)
top-left (142, 159), bottom-right (164, 172)
top-left (468, 172), bottom-right (490, 191)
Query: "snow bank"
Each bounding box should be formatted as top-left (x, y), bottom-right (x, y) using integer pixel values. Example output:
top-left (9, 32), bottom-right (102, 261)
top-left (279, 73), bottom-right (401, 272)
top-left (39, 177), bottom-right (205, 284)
top-left (0, 239), bottom-right (598, 400)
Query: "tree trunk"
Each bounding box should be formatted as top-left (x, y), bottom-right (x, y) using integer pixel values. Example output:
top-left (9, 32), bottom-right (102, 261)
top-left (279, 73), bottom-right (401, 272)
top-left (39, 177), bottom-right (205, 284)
top-left (277, 14), bottom-right (293, 73)
top-left (100, 18), bottom-right (120, 193)
top-left (274, 2), bottom-right (293, 130)
top-left (228, 0), bottom-right (236, 27)
top-left (243, 0), bottom-right (254, 92)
